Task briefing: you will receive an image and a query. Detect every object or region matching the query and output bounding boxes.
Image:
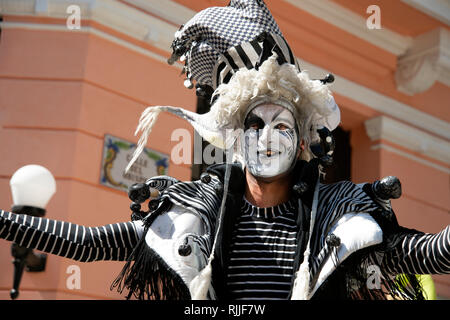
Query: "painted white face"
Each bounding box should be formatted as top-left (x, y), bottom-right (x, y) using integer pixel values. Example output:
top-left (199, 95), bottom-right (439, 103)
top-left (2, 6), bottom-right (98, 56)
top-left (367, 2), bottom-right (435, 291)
top-left (241, 104), bottom-right (299, 179)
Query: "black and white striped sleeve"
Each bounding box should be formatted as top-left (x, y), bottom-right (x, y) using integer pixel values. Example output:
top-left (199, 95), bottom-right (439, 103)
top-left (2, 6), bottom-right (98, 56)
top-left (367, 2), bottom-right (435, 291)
top-left (0, 210), bottom-right (144, 262)
top-left (382, 225), bottom-right (450, 275)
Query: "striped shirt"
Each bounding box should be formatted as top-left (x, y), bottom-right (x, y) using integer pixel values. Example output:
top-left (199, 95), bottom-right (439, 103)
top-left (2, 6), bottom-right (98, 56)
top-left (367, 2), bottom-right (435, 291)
top-left (226, 197), bottom-right (299, 300)
top-left (0, 210), bottom-right (143, 262)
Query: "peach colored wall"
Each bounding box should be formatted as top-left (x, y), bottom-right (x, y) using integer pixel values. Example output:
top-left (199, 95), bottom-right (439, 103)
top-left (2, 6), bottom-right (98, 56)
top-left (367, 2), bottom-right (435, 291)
top-left (1, 0), bottom-right (449, 300)
top-left (350, 136), bottom-right (450, 297)
top-left (0, 22), bottom-right (195, 299)
top-left (331, 0), bottom-right (450, 37)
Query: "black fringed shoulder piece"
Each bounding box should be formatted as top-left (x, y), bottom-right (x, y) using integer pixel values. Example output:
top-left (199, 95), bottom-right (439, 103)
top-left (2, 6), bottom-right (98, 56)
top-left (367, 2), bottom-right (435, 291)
top-left (110, 199), bottom-right (191, 300)
top-left (355, 183), bottom-right (425, 300)
top-left (311, 242), bottom-right (425, 300)
top-left (312, 180), bottom-right (426, 300)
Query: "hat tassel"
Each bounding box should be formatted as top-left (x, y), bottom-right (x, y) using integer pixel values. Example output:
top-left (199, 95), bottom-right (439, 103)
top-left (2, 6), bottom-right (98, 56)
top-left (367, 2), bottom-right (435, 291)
top-left (291, 249), bottom-right (311, 300)
top-left (189, 257), bottom-right (213, 300)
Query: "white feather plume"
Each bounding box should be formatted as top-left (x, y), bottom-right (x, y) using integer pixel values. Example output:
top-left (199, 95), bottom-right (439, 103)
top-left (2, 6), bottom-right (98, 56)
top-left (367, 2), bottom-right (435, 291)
top-left (126, 106), bottom-right (163, 173)
top-left (126, 106), bottom-right (237, 173)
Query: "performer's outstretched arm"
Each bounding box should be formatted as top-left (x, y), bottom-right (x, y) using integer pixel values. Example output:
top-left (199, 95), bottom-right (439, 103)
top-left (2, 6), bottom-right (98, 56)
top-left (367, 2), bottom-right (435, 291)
top-left (0, 210), bottom-right (144, 262)
top-left (382, 225), bottom-right (450, 275)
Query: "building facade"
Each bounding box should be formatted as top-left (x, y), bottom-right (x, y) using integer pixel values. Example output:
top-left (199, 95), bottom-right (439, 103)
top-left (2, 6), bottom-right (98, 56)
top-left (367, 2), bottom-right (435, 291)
top-left (0, 0), bottom-right (448, 299)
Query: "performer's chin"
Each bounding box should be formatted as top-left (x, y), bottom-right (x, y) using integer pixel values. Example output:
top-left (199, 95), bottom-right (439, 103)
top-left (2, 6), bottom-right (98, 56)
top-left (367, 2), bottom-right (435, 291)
top-left (247, 158), bottom-right (295, 183)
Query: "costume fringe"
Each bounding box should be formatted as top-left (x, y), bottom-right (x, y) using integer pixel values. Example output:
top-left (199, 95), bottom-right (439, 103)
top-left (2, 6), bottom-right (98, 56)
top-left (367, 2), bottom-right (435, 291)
top-left (342, 246), bottom-right (425, 300)
top-left (348, 265), bottom-right (424, 300)
top-left (111, 227), bottom-right (190, 300)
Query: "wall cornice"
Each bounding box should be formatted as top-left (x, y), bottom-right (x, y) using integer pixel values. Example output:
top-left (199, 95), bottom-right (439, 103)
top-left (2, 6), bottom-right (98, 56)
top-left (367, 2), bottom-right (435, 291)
top-left (0, 0), bottom-right (179, 53)
top-left (298, 59), bottom-right (450, 141)
top-left (395, 28), bottom-right (450, 95)
top-left (121, 0), bottom-right (195, 26)
top-left (365, 115), bottom-right (450, 167)
top-left (284, 0), bottom-right (412, 56)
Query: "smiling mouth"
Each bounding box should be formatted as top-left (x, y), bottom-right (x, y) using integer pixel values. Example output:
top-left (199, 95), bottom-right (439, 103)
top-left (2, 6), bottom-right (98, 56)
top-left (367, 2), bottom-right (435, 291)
top-left (258, 149), bottom-right (281, 157)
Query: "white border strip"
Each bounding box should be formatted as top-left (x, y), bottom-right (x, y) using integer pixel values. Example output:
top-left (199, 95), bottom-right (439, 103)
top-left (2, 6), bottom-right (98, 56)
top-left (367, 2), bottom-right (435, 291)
top-left (122, 0), bottom-right (196, 26)
top-left (365, 115), bottom-right (450, 165)
top-left (371, 144), bottom-right (450, 174)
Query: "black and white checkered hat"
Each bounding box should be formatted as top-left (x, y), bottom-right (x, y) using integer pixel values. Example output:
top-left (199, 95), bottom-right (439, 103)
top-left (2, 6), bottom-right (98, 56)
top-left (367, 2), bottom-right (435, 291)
top-left (127, 0), bottom-right (340, 173)
top-left (168, 0), bottom-right (299, 97)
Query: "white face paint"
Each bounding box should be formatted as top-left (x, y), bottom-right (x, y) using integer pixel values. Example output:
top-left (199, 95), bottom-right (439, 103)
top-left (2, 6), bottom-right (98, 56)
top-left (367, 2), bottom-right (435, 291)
top-left (241, 104), bottom-right (299, 179)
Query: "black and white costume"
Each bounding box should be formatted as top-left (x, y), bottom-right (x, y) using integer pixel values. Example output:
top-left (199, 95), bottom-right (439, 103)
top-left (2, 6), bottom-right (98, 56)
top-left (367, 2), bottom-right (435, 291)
top-left (1, 161), bottom-right (449, 300)
top-left (1, 0), bottom-right (449, 300)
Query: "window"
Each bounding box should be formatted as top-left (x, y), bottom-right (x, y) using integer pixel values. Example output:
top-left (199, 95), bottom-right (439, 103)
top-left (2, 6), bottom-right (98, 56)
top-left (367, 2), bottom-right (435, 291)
top-left (321, 126), bottom-right (351, 183)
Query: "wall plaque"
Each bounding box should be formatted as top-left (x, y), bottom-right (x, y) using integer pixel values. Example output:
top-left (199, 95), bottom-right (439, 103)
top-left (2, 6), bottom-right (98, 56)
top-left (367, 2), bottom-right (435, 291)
top-left (100, 134), bottom-right (169, 192)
